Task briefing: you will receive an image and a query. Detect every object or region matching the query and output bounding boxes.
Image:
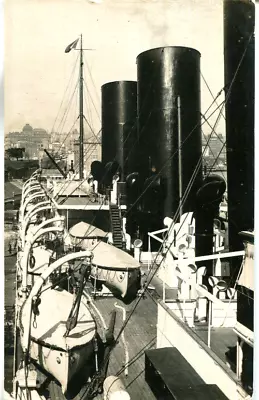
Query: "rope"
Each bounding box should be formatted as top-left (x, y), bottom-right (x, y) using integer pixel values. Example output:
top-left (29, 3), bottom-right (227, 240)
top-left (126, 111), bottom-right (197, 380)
top-left (50, 51), bottom-right (80, 142)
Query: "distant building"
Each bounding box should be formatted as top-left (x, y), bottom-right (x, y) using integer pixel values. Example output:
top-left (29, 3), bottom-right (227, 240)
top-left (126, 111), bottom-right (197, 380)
top-left (6, 124), bottom-right (50, 159)
top-left (202, 133), bottom-right (226, 168)
top-left (49, 129), bottom-right (79, 153)
top-left (208, 134), bottom-right (226, 159)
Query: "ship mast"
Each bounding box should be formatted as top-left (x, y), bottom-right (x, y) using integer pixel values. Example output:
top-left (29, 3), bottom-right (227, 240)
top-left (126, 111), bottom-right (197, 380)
top-left (79, 34), bottom-right (84, 180)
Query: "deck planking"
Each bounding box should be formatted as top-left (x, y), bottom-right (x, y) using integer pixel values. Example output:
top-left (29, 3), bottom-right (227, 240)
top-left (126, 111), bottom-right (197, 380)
top-left (91, 293), bottom-right (157, 400)
top-left (193, 326), bottom-right (237, 365)
top-left (5, 224), bottom-right (238, 400)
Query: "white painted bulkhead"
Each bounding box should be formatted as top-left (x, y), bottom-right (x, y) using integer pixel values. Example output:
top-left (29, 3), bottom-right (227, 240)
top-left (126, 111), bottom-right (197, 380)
top-left (156, 300), bottom-right (248, 400)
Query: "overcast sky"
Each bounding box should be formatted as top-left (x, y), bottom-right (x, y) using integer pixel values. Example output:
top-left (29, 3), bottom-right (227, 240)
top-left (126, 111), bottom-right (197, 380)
top-left (5, 0), bottom-right (225, 136)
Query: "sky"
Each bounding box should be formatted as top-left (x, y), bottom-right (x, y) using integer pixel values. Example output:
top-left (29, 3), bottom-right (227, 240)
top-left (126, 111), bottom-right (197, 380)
top-left (4, 0), bottom-right (225, 136)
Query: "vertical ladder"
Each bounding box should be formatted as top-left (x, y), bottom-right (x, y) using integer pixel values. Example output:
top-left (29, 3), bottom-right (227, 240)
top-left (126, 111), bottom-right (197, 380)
top-left (109, 204), bottom-right (123, 249)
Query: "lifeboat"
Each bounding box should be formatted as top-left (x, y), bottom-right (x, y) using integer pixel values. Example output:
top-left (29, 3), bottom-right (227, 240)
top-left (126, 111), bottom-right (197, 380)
top-left (20, 288), bottom-right (96, 393)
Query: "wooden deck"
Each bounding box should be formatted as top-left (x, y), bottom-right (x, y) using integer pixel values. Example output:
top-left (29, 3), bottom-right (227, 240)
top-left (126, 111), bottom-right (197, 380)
top-left (193, 326), bottom-right (237, 368)
top-left (82, 286), bottom-right (157, 400)
top-left (4, 227), bottom-right (237, 399)
top-left (4, 226), bottom-right (157, 400)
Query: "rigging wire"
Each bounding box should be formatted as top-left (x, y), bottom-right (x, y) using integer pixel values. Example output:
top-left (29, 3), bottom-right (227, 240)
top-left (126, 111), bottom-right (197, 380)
top-left (57, 81), bottom-right (79, 141)
top-left (115, 335), bottom-right (156, 377)
top-left (83, 115), bottom-right (100, 144)
top-left (201, 112), bottom-right (225, 145)
top-left (139, 113), bottom-right (219, 249)
top-left (125, 99), bottom-right (225, 216)
top-left (54, 139), bottom-right (101, 197)
top-left (201, 131), bottom-right (227, 183)
top-left (38, 28), bottom-right (252, 341)
top-left (52, 46), bottom-right (218, 215)
top-left (53, 81), bottom-right (79, 146)
top-left (73, 81), bottom-right (79, 125)
top-left (125, 29), bottom-right (253, 220)
top-left (83, 52), bottom-right (101, 109)
top-left (50, 52), bottom-right (81, 157)
top-left (139, 91), bottom-right (230, 296)
top-left (206, 141), bottom-right (226, 177)
top-left (201, 72), bottom-right (226, 122)
top-left (83, 81), bottom-right (101, 140)
top-left (46, 79), bottom-right (80, 170)
top-left (19, 32), bottom-right (253, 398)
top-left (83, 77), bottom-right (93, 129)
top-left (81, 102), bottom-right (226, 398)
top-left (50, 52), bottom-right (80, 143)
top-left (49, 52), bottom-right (99, 186)
top-left (45, 93), bottom-right (225, 252)
top-left (83, 78), bottom-right (101, 122)
top-left (53, 47), bottom-right (166, 199)
top-left (81, 36), bottom-right (253, 393)
top-left (52, 117), bottom-right (79, 158)
top-left (21, 130), bottom-right (230, 400)
top-left (55, 95), bottom-right (228, 249)
top-left (51, 83), bottom-right (101, 196)
top-left (85, 46), bottom-right (166, 173)
top-left (53, 76), bottom-right (227, 244)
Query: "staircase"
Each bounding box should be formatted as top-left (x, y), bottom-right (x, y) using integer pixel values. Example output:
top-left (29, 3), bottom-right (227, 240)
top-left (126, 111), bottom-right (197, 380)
top-left (109, 204), bottom-right (123, 249)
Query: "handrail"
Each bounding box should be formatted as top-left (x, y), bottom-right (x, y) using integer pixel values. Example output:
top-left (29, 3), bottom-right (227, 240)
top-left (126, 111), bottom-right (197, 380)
top-left (233, 321), bottom-right (254, 347)
top-left (31, 216), bottom-right (65, 237)
top-left (23, 202), bottom-right (52, 226)
top-left (21, 226), bottom-right (64, 290)
top-left (21, 191), bottom-right (45, 212)
top-left (22, 185), bottom-right (42, 202)
top-left (20, 193), bottom-right (46, 220)
top-left (22, 182), bottom-right (41, 195)
top-left (22, 180), bottom-right (41, 193)
top-left (148, 232), bottom-right (166, 244)
top-left (22, 215), bottom-right (65, 248)
top-left (22, 177), bottom-right (39, 193)
top-left (181, 250), bottom-right (245, 263)
top-left (20, 204), bottom-right (53, 245)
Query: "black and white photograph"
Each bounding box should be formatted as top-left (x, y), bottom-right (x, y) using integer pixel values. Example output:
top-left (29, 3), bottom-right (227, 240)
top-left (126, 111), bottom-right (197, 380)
top-left (3, 0), bottom-right (256, 399)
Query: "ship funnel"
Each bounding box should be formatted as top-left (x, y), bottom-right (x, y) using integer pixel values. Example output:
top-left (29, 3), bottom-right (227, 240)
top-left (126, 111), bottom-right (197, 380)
top-left (137, 46), bottom-right (202, 219)
top-left (224, 0), bottom-right (255, 257)
top-left (101, 81), bottom-right (137, 181)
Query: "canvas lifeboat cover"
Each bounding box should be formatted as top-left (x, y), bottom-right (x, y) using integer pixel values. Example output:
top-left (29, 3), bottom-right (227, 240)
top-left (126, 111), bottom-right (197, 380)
top-left (21, 289), bottom-right (96, 350)
top-left (69, 221), bottom-right (106, 239)
top-left (90, 241), bottom-right (140, 271)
